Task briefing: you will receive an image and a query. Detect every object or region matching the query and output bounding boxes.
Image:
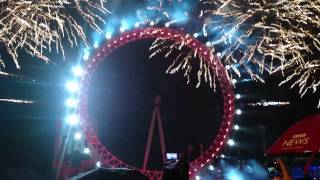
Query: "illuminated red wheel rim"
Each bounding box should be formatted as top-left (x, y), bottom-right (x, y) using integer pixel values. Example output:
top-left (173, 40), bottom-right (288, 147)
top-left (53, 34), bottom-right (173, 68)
top-left (78, 27), bottom-right (235, 179)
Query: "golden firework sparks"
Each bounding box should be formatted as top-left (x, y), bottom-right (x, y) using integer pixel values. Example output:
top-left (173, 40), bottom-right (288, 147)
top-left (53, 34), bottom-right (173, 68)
top-left (151, 0), bottom-right (320, 106)
top-left (150, 0), bottom-right (319, 106)
top-left (149, 34), bottom-right (218, 90)
top-left (200, 0), bottom-right (320, 106)
top-left (0, 0), bottom-right (108, 69)
top-left (278, 60), bottom-right (320, 108)
top-left (0, 71), bottom-right (23, 78)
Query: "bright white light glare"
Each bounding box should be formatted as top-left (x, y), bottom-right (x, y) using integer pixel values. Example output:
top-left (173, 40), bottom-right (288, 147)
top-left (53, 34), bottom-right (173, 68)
top-left (83, 55), bottom-right (89, 61)
top-left (72, 66), bottom-right (83, 76)
top-left (150, 21), bottom-right (155, 26)
top-left (66, 81), bottom-right (79, 92)
top-left (105, 32), bottom-right (112, 39)
top-left (120, 26), bottom-right (126, 32)
top-left (208, 165), bottom-right (215, 171)
top-left (84, 148), bottom-right (90, 154)
top-left (227, 139), bottom-right (235, 146)
top-left (165, 22), bottom-right (170, 27)
top-left (232, 79), bottom-right (237, 84)
top-left (227, 169), bottom-right (244, 180)
top-left (74, 132), bottom-right (82, 140)
top-left (134, 22), bottom-right (140, 28)
top-left (217, 52), bottom-right (222, 57)
top-left (225, 65), bottom-right (231, 70)
top-left (206, 41), bottom-right (211, 46)
top-left (235, 109), bottom-right (242, 115)
top-left (93, 42), bottom-right (99, 49)
top-left (221, 154), bottom-right (226, 158)
top-left (235, 94), bottom-right (241, 99)
top-left (193, 33), bottom-right (199, 38)
top-left (96, 161), bottom-right (101, 168)
top-left (67, 114), bottom-right (79, 126)
top-left (83, 53), bottom-right (90, 61)
top-left (234, 124), bottom-right (240, 130)
top-left (65, 98), bottom-right (78, 108)
top-left (195, 176), bottom-right (201, 180)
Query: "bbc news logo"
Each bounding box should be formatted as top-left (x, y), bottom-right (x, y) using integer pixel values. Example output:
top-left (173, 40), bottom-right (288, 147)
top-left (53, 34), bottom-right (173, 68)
top-left (282, 133), bottom-right (310, 147)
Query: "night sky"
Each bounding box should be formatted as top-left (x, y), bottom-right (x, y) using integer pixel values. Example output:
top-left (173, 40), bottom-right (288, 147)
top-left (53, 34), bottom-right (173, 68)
top-left (0, 0), bottom-right (319, 179)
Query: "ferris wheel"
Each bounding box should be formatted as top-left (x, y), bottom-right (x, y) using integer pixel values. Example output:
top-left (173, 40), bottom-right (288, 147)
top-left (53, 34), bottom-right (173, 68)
top-left (77, 27), bottom-right (235, 180)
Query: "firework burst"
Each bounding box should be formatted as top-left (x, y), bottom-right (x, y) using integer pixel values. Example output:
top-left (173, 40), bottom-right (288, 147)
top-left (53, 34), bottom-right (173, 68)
top-left (147, 1), bottom-right (222, 89)
top-left (0, 0), bottom-right (108, 69)
top-left (198, 0), bottom-right (320, 106)
top-left (149, 0), bottom-right (320, 105)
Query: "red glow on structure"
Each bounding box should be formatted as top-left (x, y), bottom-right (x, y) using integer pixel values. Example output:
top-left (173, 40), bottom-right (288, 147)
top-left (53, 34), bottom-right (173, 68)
top-left (78, 27), bottom-right (235, 180)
